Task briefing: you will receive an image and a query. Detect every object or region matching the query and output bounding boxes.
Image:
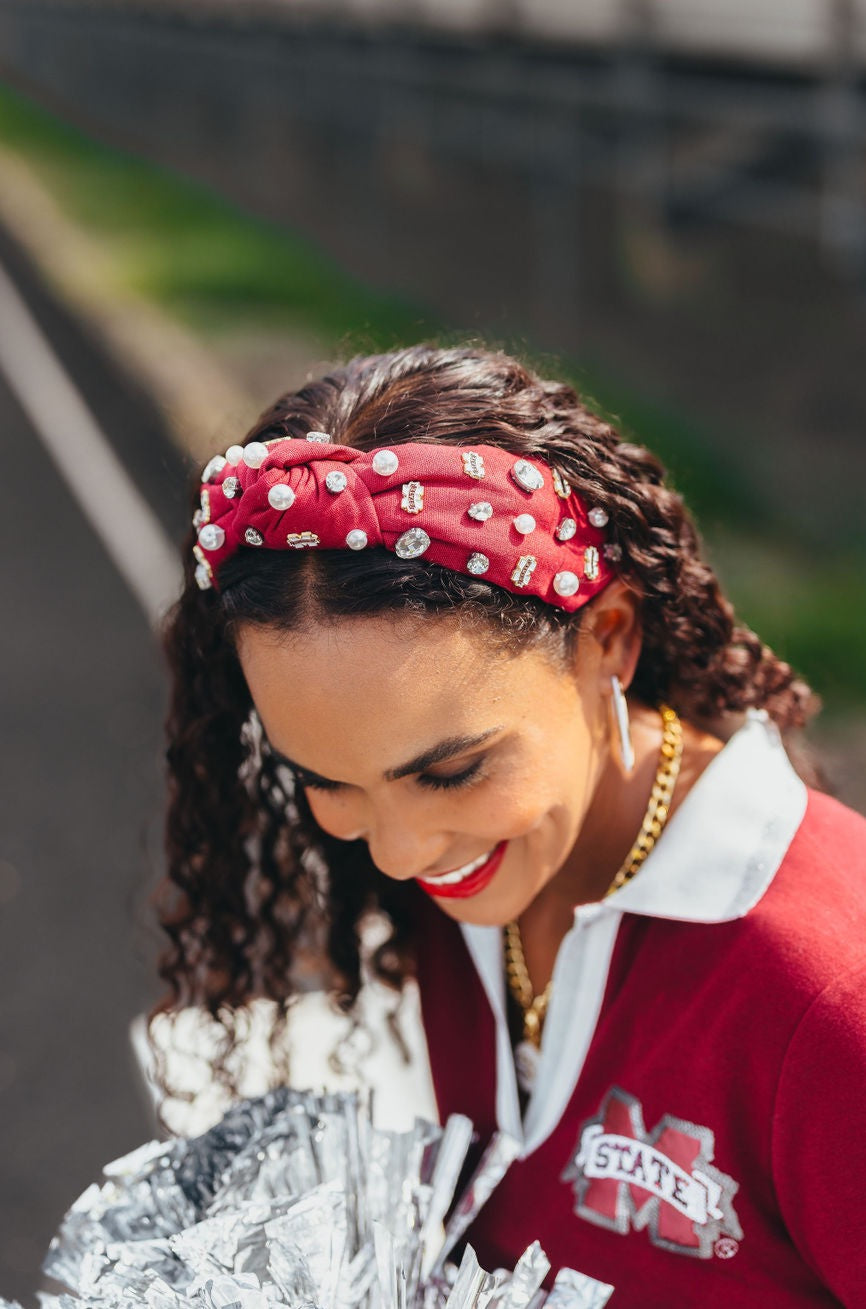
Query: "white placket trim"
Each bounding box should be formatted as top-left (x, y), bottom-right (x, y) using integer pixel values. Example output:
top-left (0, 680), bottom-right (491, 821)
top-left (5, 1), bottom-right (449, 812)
top-left (460, 922), bottom-right (523, 1143)
top-left (461, 904), bottom-right (623, 1157)
top-left (522, 902), bottom-right (622, 1154)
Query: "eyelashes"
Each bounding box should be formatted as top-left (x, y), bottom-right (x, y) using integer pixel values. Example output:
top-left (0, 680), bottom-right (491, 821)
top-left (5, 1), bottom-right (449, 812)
top-left (292, 770), bottom-right (340, 792)
top-left (417, 759), bottom-right (485, 791)
top-left (296, 758), bottom-right (486, 794)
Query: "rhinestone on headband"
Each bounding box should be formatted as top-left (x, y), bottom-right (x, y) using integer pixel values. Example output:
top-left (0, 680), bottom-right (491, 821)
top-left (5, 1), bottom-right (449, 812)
top-left (198, 524), bottom-right (225, 551)
top-left (588, 507), bottom-right (609, 528)
top-left (306, 431), bottom-right (332, 444)
top-left (556, 518), bottom-right (577, 542)
top-left (511, 460), bottom-right (544, 493)
top-left (395, 528), bottom-right (431, 559)
top-left (553, 570), bottom-right (580, 598)
top-left (326, 470), bottom-right (349, 494)
top-left (245, 527), bottom-right (264, 547)
top-left (202, 454), bottom-right (227, 483)
top-left (243, 442), bottom-right (269, 469)
top-left (467, 552), bottom-right (490, 575)
top-left (372, 450), bottom-right (400, 477)
top-left (268, 484), bottom-right (296, 511)
top-left (468, 501), bottom-right (493, 522)
top-left (223, 476), bottom-right (240, 499)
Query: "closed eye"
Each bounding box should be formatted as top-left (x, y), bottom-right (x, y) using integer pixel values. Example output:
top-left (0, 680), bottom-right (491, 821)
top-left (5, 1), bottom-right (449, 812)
top-left (416, 759), bottom-right (485, 791)
top-left (292, 767), bottom-right (341, 792)
top-left (295, 759), bottom-right (486, 793)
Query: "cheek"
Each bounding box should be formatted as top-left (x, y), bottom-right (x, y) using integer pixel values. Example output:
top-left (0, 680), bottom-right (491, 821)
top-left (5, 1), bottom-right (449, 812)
top-left (302, 788), bottom-right (363, 838)
top-left (493, 749), bottom-right (597, 857)
top-left (481, 773), bottom-right (573, 843)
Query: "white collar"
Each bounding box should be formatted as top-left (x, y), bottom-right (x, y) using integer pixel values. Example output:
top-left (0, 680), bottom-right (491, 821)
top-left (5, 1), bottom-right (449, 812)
top-left (603, 708), bottom-right (807, 924)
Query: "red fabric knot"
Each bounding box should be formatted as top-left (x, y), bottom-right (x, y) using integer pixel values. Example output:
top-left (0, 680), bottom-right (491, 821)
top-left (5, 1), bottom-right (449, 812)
top-left (193, 437), bottom-right (617, 612)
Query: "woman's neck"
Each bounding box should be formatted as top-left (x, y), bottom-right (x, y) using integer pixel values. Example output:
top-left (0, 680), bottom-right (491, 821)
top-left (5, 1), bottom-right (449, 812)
top-left (515, 704), bottom-right (726, 995)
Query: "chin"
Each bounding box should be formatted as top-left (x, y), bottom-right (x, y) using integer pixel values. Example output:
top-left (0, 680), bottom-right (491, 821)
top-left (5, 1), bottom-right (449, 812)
top-left (423, 879), bottom-right (538, 928)
top-left (415, 830), bottom-right (556, 926)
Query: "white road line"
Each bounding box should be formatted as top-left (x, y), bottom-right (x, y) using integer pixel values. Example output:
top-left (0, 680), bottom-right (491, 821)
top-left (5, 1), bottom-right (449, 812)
top-left (0, 260), bottom-right (183, 627)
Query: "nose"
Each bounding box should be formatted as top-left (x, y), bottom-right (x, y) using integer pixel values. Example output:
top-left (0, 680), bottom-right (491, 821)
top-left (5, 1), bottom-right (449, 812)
top-left (366, 821), bottom-right (451, 882)
top-left (308, 789), bottom-right (450, 881)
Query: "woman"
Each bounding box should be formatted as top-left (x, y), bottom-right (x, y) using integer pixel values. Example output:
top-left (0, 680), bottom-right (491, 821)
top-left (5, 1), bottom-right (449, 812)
top-left (157, 344), bottom-right (866, 1306)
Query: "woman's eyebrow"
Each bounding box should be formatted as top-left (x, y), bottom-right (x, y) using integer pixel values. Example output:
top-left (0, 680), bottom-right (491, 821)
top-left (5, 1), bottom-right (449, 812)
top-left (269, 726), bottom-right (504, 786)
top-left (383, 727), bottom-right (504, 781)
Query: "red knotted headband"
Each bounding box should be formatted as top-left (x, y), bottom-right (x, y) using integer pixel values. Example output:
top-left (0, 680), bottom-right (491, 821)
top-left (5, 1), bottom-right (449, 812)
top-left (192, 434), bottom-right (618, 613)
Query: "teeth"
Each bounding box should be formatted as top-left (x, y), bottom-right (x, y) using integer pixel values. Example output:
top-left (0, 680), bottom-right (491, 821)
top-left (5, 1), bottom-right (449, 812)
top-left (422, 848), bottom-right (495, 885)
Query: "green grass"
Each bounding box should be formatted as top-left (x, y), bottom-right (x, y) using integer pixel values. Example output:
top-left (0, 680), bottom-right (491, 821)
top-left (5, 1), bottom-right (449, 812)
top-left (706, 532), bottom-right (866, 709)
top-left (0, 80), bottom-right (438, 349)
top-left (1, 77), bottom-right (863, 709)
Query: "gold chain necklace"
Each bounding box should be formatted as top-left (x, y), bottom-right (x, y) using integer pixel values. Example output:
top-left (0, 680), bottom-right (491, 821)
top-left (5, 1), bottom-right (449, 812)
top-left (504, 704), bottom-right (684, 1050)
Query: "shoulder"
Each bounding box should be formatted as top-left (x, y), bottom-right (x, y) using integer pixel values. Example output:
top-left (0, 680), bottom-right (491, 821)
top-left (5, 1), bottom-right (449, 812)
top-left (784, 786), bottom-right (866, 868)
top-left (770, 955), bottom-right (866, 1296)
top-left (739, 788), bottom-right (866, 1001)
top-left (761, 787), bottom-right (866, 922)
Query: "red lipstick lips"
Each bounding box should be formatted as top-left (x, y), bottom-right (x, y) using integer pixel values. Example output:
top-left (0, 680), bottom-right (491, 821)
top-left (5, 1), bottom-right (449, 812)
top-left (416, 841), bottom-right (508, 899)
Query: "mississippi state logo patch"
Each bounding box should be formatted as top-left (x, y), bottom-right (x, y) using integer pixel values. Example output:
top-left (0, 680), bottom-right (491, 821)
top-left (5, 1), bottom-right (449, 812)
top-left (562, 1086), bottom-right (743, 1259)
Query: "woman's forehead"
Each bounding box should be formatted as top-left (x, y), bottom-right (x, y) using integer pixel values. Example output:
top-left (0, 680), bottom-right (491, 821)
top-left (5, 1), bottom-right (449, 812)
top-left (236, 614), bottom-right (577, 771)
top-left (239, 614), bottom-right (511, 715)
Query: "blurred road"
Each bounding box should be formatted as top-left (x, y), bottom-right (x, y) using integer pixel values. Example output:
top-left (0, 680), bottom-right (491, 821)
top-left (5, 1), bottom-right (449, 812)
top-left (0, 225), bottom-right (190, 1303)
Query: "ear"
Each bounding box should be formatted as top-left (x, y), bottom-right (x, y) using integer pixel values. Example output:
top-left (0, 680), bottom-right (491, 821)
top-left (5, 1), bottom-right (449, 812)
top-left (583, 579), bottom-right (643, 695)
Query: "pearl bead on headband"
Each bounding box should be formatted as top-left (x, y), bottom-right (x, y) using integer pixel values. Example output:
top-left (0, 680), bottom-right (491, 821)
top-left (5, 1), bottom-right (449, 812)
top-left (192, 434), bottom-right (617, 612)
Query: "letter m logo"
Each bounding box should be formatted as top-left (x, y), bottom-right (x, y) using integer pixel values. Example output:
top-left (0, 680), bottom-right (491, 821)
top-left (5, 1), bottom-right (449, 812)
top-left (562, 1086), bottom-right (743, 1259)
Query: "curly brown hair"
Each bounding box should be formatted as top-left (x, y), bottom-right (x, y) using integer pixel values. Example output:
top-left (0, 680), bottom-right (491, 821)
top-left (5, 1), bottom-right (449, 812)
top-left (152, 344), bottom-right (818, 1102)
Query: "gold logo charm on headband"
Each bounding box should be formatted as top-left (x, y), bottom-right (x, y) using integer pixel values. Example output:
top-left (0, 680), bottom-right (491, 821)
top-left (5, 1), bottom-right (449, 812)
top-left (461, 451), bottom-right (485, 479)
top-left (552, 468), bottom-right (571, 499)
top-left (401, 481), bottom-right (425, 514)
top-left (286, 531), bottom-right (320, 549)
top-left (511, 555), bottom-right (538, 587)
top-left (584, 546), bottom-right (600, 581)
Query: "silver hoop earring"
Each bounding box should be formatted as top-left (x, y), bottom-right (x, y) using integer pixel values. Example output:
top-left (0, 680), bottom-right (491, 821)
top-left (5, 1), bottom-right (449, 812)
top-left (609, 674), bottom-right (635, 776)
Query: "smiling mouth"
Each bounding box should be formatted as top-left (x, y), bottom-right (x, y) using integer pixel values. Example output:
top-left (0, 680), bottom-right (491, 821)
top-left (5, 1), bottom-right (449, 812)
top-left (421, 848), bottom-right (498, 885)
top-left (416, 840), bottom-right (509, 899)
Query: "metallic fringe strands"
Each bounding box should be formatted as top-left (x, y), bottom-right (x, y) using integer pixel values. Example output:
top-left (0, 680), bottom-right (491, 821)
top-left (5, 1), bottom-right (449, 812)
top-left (3, 1089), bottom-right (615, 1309)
